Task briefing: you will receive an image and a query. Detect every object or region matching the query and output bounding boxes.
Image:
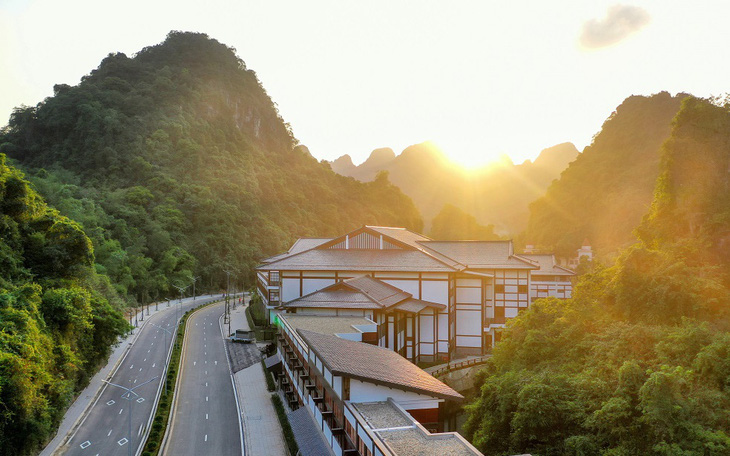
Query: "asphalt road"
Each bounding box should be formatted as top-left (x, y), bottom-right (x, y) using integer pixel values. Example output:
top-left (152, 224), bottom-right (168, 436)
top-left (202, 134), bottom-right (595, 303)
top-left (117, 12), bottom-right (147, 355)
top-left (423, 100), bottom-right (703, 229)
top-left (63, 294), bottom-right (221, 456)
top-left (164, 301), bottom-right (243, 456)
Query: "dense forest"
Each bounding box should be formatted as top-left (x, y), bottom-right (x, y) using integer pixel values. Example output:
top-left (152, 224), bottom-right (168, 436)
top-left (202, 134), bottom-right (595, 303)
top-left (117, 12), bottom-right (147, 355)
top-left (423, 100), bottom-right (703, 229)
top-left (0, 156), bottom-right (128, 454)
top-left (330, 141), bottom-right (579, 234)
top-left (0, 32), bottom-right (422, 308)
top-left (464, 96), bottom-right (730, 456)
top-left (526, 92), bottom-right (686, 258)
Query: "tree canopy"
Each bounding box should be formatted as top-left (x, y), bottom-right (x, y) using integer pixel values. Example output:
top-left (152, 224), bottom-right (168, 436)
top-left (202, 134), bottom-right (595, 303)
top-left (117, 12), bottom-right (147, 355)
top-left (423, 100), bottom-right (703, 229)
top-left (0, 155), bottom-right (128, 454)
top-left (0, 31), bottom-right (423, 305)
top-left (465, 97), bottom-right (730, 456)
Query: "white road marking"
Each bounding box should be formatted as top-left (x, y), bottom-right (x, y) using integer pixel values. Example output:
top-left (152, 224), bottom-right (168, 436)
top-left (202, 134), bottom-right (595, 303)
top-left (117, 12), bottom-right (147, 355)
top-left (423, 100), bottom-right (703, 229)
top-left (137, 398), bottom-right (145, 403)
top-left (144, 358), bottom-right (146, 362)
top-left (206, 413), bottom-right (209, 420)
top-left (205, 382), bottom-right (208, 387)
top-left (118, 437), bottom-right (128, 446)
top-left (80, 440), bottom-right (91, 449)
top-left (205, 361), bottom-right (207, 364)
top-left (106, 400), bottom-right (115, 406)
top-left (205, 371), bottom-right (208, 375)
top-left (206, 396), bottom-right (208, 402)
top-left (205, 434), bottom-right (208, 442)
top-left (134, 379), bottom-right (137, 384)
top-left (119, 408), bottom-right (124, 415)
top-left (130, 365), bottom-right (133, 369)
top-left (215, 361), bottom-right (218, 365)
top-left (139, 367), bottom-right (142, 371)
top-left (194, 361), bottom-right (196, 366)
top-left (148, 349), bottom-right (150, 353)
top-left (204, 352), bottom-right (207, 355)
top-left (138, 423), bottom-right (144, 435)
top-left (152, 363), bottom-right (156, 368)
top-left (108, 429), bottom-right (113, 436)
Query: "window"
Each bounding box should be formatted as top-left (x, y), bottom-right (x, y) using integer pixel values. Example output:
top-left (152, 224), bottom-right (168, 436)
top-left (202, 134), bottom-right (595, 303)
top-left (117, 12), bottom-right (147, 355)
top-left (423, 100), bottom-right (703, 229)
top-left (269, 290), bottom-right (280, 303)
top-left (269, 271), bottom-right (280, 285)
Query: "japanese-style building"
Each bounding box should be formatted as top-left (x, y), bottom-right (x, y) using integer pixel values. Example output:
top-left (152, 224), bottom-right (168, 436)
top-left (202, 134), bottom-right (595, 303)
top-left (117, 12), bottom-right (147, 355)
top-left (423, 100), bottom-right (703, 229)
top-left (275, 314), bottom-right (481, 456)
top-left (257, 226), bottom-right (574, 361)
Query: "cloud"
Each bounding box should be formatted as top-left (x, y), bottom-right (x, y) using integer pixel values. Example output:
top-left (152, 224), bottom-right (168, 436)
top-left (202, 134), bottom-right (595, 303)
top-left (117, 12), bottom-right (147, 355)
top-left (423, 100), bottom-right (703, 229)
top-left (579, 4), bottom-right (651, 49)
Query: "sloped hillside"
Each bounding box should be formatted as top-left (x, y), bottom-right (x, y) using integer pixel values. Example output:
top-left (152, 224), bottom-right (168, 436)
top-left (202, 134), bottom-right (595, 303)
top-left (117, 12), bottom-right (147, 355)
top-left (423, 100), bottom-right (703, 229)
top-left (526, 92), bottom-right (687, 258)
top-left (0, 31), bottom-right (422, 304)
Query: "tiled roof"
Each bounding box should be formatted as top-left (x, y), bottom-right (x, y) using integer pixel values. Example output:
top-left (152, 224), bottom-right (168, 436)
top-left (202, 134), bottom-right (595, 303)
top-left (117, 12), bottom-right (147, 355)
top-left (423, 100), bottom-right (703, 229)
top-left (298, 330), bottom-right (463, 400)
top-left (282, 276), bottom-right (444, 313)
top-left (280, 315), bottom-right (375, 336)
top-left (259, 238), bottom-right (331, 264)
top-left (288, 406), bottom-right (335, 456)
top-left (520, 254), bottom-right (575, 276)
top-left (257, 249), bottom-right (457, 272)
top-left (344, 276), bottom-right (411, 308)
top-left (289, 238), bottom-right (331, 254)
top-left (282, 288), bottom-right (382, 309)
top-left (366, 226), bottom-right (432, 247)
top-left (393, 298), bottom-right (445, 313)
top-left (419, 241), bottom-right (537, 270)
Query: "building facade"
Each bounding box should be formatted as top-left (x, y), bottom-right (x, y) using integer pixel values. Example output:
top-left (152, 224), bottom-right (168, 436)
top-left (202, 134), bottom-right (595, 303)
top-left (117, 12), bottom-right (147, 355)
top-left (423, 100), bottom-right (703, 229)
top-left (257, 226), bottom-right (574, 360)
top-left (275, 315), bottom-right (480, 456)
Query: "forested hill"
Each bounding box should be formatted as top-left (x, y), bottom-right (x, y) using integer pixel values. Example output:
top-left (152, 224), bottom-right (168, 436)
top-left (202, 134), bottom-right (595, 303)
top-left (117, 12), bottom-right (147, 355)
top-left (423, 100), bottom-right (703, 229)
top-left (329, 141), bottom-right (579, 234)
top-left (464, 96), bottom-right (730, 455)
top-left (526, 92), bottom-right (687, 258)
top-left (0, 31), bottom-right (422, 305)
top-left (0, 155), bottom-right (128, 454)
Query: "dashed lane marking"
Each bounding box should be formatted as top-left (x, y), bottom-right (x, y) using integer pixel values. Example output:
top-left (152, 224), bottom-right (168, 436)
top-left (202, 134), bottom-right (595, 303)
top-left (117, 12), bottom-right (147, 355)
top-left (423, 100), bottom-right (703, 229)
top-left (119, 408), bottom-right (123, 415)
top-left (130, 365), bottom-right (133, 369)
top-left (152, 363), bottom-right (156, 368)
top-left (206, 413), bottom-right (209, 420)
top-left (108, 429), bottom-right (113, 436)
top-left (205, 434), bottom-right (208, 442)
top-left (206, 396), bottom-right (208, 402)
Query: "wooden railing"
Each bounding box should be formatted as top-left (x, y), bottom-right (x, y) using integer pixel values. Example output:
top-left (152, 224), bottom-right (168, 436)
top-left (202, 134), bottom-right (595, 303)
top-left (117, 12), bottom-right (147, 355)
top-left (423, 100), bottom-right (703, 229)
top-left (430, 355), bottom-right (491, 377)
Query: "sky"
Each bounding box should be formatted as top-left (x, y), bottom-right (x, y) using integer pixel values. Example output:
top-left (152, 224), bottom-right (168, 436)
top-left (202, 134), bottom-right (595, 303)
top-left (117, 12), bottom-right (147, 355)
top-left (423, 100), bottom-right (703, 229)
top-left (1, 1), bottom-right (729, 167)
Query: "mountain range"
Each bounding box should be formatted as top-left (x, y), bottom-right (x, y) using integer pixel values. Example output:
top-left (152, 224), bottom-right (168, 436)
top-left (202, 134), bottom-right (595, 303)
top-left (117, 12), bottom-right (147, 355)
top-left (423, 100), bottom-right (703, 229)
top-left (329, 141), bottom-right (580, 235)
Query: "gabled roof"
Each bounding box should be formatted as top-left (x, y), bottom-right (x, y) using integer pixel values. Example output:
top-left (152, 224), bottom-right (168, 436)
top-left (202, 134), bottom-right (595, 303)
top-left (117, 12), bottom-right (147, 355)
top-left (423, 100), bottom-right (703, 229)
top-left (259, 238), bottom-right (331, 264)
top-left (282, 276), bottom-right (445, 312)
top-left (299, 330), bottom-right (463, 401)
top-left (418, 241), bottom-right (538, 270)
top-left (520, 254), bottom-right (575, 276)
top-left (256, 249), bottom-right (457, 272)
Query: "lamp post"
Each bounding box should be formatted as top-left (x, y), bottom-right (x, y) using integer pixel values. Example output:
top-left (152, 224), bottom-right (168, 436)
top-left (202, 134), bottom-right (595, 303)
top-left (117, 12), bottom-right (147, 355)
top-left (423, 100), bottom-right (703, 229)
top-left (148, 322), bottom-right (173, 393)
top-left (192, 276), bottom-right (201, 301)
top-left (224, 270), bottom-right (234, 337)
top-left (102, 377), bottom-right (158, 456)
top-left (173, 285), bottom-right (189, 325)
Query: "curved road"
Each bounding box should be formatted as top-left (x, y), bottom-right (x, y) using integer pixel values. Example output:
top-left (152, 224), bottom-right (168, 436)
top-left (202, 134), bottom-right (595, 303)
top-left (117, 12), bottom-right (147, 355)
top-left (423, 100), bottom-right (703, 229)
top-left (62, 295), bottom-right (221, 456)
top-left (164, 301), bottom-right (243, 455)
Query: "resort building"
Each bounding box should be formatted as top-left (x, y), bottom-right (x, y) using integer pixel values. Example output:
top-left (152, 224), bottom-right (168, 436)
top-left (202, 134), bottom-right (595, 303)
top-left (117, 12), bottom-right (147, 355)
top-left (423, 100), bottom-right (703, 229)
top-left (521, 254), bottom-right (575, 300)
top-left (257, 226), bottom-right (573, 360)
top-left (274, 314), bottom-right (481, 456)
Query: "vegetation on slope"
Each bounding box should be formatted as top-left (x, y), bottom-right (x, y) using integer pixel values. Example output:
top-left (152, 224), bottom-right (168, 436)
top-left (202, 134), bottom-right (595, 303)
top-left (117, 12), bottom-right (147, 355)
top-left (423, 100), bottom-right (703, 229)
top-left (464, 96), bottom-right (730, 456)
top-left (0, 31), bottom-right (422, 307)
top-left (0, 155), bottom-right (128, 455)
top-left (526, 92), bottom-right (686, 258)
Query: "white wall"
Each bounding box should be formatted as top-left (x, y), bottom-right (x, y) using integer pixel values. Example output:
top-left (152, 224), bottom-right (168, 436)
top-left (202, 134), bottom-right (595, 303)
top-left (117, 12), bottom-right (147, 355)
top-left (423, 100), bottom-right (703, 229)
top-left (382, 279), bottom-right (420, 298)
top-left (281, 278), bottom-right (300, 302)
top-left (421, 281), bottom-right (448, 305)
top-left (302, 278), bottom-right (335, 295)
top-left (349, 379), bottom-right (443, 409)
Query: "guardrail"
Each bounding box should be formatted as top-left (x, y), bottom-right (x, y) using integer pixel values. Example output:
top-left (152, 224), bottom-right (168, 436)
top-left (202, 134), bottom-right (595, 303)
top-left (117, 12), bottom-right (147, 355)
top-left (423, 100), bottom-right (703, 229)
top-left (430, 356), bottom-right (491, 377)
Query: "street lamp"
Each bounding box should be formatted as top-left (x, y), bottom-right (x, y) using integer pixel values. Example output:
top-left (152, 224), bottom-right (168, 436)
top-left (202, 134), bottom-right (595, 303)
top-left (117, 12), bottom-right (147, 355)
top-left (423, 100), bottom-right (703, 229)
top-left (192, 276), bottom-right (201, 301)
top-left (173, 284), bottom-right (189, 325)
top-left (148, 323), bottom-right (173, 393)
top-left (102, 377), bottom-right (158, 456)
